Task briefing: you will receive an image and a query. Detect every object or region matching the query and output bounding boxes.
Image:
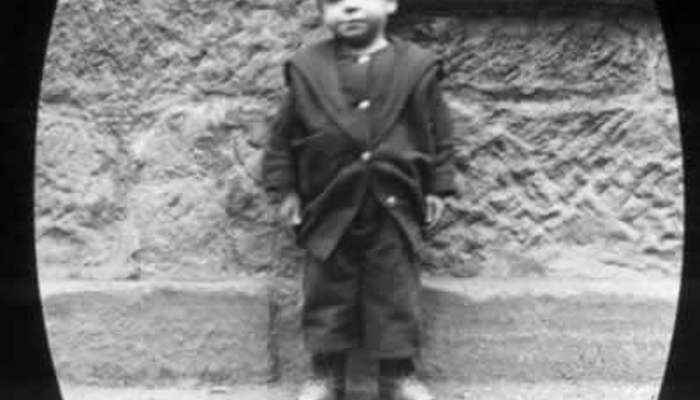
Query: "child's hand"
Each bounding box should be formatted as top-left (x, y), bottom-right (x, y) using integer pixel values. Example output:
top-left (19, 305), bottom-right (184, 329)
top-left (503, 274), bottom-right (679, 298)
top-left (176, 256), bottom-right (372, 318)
top-left (279, 192), bottom-right (302, 226)
top-left (425, 194), bottom-right (445, 228)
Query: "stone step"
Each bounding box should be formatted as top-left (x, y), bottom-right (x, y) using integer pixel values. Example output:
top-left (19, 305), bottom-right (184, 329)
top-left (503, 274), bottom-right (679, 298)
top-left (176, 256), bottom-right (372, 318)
top-left (40, 277), bottom-right (678, 387)
top-left (60, 381), bottom-right (661, 400)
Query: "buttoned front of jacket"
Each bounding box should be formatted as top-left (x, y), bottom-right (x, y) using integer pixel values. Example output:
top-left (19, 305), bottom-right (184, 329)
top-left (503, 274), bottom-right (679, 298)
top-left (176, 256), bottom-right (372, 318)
top-left (263, 38), bottom-right (456, 260)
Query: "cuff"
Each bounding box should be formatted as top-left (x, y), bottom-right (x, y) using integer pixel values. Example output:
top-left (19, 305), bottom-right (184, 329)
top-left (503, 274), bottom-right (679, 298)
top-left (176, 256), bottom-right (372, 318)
top-left (427, 167), bottom-right (458, 197)
top-left (264, 185), bottom-right (297, 203)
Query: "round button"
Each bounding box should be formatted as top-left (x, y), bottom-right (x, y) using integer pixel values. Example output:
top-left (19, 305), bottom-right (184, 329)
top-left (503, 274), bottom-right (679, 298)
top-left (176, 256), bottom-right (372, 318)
top-left (385, 196), bottom-right (397, 206)
top-left (357, 100), bottom-right (371, 110)
top-left (361, 151), bottom-right (372, 162)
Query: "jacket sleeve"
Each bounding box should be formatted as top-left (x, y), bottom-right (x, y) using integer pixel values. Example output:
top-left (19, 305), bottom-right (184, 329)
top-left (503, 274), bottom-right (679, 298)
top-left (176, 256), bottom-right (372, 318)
top-left (261, 85), bottom-right (299, 202)
top-left (422, 64), bottom-right (458, 197)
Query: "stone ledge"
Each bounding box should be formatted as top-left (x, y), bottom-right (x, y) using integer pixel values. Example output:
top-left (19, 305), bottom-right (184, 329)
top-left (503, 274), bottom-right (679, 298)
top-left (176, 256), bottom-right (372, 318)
top-left (422, 276), bottom-right (679, 300)
top-left (40, 276), bottom-right (678, 386)
top-left (42, 278), bottom-right (273, 387)
top-left (274, 276), bottom-right (678, 383)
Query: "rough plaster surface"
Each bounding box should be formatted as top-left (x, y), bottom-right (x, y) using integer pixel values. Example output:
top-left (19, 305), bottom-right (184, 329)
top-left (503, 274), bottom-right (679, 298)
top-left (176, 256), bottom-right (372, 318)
top-left (37, 0), bottom-right (682, 279)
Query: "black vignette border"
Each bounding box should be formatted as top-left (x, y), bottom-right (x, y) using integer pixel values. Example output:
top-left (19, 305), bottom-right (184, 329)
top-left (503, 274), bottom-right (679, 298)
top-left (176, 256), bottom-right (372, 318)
top-left (0, 1), bottom-right (63, 400)
top-left (0, 1), bottom-right (696, 400)
top-left (655, 0), bottom-right (700, 399)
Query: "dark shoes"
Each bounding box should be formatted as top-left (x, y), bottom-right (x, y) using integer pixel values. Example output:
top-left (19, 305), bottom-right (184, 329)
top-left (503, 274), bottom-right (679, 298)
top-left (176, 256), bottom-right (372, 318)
top-left (297, 374), bottom-right (433, 400)
top-left (296, 353), bottom-right (434, 400)
top-left (296, 378), bottom-right (345, 400)
top-left (378, 375), bottom-right (436, 400)
top-left (297, 352), bottom-right (347, 400)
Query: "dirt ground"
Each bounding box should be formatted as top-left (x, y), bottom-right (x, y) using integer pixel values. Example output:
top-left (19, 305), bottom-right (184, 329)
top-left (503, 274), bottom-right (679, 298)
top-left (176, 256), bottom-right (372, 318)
top-left (61, 380), bottom-right (659, 400)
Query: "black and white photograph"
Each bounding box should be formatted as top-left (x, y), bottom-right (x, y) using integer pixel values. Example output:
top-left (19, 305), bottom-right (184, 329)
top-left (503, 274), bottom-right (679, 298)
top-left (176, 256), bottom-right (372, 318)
top-left (1, 0), bottom-right (694, 399)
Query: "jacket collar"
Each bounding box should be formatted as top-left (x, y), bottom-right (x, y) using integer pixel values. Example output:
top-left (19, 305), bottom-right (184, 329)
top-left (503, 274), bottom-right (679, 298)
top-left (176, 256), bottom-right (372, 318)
top-left (287, 37), bottom-right (438, 145)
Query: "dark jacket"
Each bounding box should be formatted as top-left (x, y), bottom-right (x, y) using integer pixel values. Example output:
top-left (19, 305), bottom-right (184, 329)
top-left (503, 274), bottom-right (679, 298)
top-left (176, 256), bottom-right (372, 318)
top-left (262, 37), bottom-right (456, 261)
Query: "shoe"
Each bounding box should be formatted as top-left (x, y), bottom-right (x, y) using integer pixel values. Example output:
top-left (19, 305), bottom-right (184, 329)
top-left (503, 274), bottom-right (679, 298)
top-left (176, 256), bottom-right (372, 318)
top-left (297, 378), bottom-right (344, 400)
top-left (378, 375), bottom-right (435, 400)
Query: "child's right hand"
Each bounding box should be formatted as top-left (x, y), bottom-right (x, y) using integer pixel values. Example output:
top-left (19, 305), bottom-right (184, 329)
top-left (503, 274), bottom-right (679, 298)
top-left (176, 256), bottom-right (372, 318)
top-left (278, 192), bottom-right (302, 226)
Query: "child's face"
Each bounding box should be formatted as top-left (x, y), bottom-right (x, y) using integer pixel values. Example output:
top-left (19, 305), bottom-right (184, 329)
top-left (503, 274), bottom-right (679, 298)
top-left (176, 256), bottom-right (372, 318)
top-left (318, 0), bottom-right (397, 45)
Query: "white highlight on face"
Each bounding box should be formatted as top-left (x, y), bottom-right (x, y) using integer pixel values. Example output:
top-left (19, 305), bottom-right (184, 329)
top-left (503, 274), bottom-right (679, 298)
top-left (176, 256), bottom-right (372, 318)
top-left (318, 0), bottom-right (397, 45)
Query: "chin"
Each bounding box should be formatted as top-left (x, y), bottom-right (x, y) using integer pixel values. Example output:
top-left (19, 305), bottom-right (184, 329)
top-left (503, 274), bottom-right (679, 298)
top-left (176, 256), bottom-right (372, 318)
top-left (335, 30), bottom-right (377, 47)
top-left (339, 36), bottom-right (374, 48)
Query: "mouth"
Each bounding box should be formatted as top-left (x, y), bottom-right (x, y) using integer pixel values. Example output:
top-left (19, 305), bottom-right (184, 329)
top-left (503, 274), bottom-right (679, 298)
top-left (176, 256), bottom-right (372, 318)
top-left (339, 20), bottom-right (368, 32)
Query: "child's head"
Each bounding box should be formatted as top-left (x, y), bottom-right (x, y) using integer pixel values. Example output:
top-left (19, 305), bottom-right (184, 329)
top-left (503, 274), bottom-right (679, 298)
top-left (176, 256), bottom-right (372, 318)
top-left (315, 0), bottom-right (398, 47)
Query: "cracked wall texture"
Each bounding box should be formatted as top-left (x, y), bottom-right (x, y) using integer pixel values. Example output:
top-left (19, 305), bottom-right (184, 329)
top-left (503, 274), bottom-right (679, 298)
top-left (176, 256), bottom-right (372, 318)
top-left (36, 0), bottom-right (681, 280)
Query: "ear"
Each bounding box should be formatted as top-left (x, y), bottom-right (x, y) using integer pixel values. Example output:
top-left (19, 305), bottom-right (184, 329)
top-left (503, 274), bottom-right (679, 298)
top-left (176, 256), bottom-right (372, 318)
top-left (384, 0), bottom-right (398, 15)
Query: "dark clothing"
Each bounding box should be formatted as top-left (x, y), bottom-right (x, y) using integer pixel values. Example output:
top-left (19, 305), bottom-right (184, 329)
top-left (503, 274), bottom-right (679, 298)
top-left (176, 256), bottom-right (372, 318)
top-left (262, 37), bottom-right (456, 261)
top-left (262, 37), bottom-right (456, 358)
top-left (301, 196), bottom-right (422, 358)
top-left (336, 47), bottom-right (376, 114)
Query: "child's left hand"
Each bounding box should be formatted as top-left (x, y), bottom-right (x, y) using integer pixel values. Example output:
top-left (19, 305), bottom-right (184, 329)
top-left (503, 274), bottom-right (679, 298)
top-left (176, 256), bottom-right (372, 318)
top-left (425, 194), bottom-right (445, 228)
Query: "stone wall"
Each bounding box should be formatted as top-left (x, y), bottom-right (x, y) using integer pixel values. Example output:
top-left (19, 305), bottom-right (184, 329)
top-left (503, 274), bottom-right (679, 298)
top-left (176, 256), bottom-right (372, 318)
top-left (36, 0), bottom-right (681, 280)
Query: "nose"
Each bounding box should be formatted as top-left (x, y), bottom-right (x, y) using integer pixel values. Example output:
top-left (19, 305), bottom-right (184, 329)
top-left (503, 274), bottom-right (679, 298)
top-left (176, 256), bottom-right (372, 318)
top-left (341, 0), bottom-right (360, 13)
top-left (343, 4), bottom-right (358, 13)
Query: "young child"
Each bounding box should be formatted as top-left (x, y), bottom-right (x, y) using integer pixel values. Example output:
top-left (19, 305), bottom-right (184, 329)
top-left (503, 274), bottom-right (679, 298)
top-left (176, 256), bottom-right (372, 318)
top-left (262, 0), bottom-right (456, 399)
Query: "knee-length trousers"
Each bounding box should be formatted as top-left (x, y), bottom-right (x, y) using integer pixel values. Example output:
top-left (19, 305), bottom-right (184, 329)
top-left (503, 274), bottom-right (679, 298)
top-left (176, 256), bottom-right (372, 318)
top-left (301, 195), bottom-right (422, 358)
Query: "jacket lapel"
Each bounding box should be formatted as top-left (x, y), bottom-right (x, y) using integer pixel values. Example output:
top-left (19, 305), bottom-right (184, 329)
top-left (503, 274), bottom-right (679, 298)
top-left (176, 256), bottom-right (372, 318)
top-left (289, 40), bottom-right (371, 145)
top-left (288, 38), bottom-right (438, 147)
top-left (369, 39), bottom-right (438, 146)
